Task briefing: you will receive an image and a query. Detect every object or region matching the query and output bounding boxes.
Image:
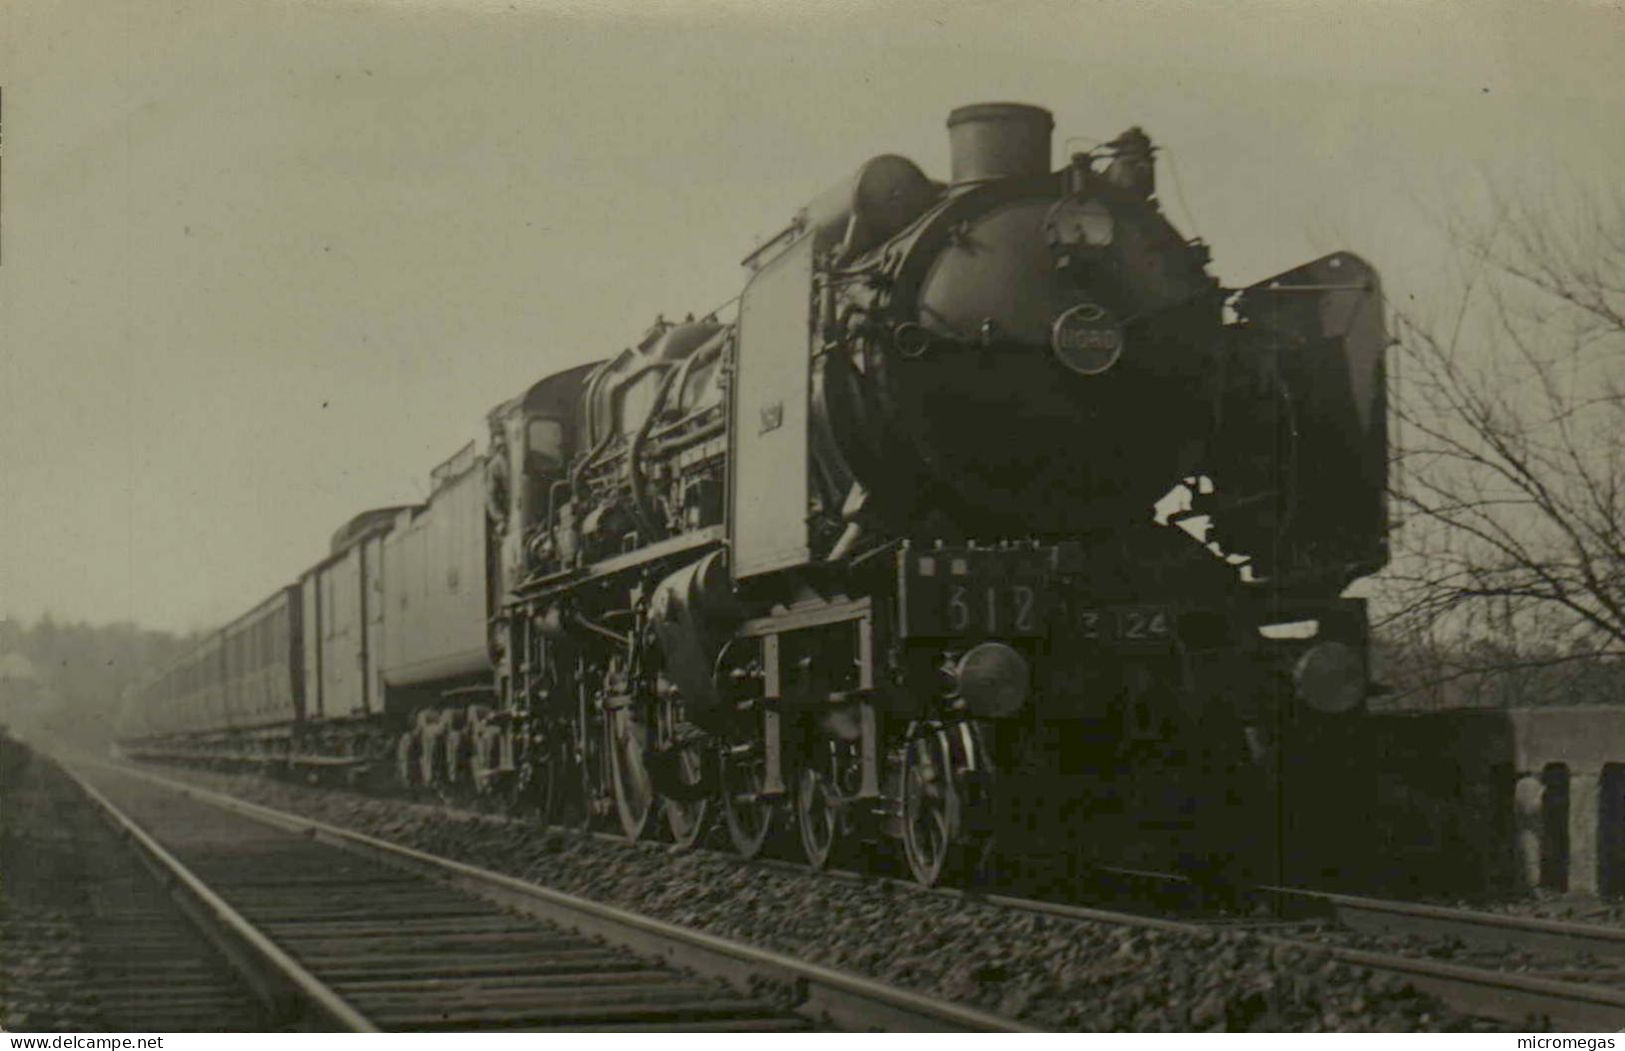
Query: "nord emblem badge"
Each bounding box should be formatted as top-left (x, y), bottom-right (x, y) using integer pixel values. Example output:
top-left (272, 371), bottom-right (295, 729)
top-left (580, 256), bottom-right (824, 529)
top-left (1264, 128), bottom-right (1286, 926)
top-left (1051, 302), bottom-right (1124, 376)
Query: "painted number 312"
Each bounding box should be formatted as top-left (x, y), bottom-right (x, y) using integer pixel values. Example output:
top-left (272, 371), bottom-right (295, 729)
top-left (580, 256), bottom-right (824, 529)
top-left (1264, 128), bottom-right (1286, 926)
top-left (946, 584), bottom-right (1038, 634)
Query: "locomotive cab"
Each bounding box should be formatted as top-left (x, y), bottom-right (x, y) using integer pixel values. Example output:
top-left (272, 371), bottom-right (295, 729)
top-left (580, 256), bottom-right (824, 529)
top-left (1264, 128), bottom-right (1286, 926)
top-left (486, 360), bottom-right (600, 594)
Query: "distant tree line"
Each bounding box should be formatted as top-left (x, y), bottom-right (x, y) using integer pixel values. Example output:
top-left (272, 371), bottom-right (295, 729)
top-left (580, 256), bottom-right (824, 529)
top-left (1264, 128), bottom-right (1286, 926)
top-left (0, 615), bottom-right (192, 749)
top-left (1371, 633), bottom-right (1625, 711)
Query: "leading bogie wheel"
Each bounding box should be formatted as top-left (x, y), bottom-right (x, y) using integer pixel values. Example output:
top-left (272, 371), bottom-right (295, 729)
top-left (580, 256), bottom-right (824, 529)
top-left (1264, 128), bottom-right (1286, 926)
top-left (661, 742), bottom-right (712, 850)
top-left (795, 763), bottom-right (842, 870)
top-left (721, 747), bottom-right (776, 859)
top-left (902, 732), bottom-right (961, 887)
top-left (608, 707), bottom-right (655, 841)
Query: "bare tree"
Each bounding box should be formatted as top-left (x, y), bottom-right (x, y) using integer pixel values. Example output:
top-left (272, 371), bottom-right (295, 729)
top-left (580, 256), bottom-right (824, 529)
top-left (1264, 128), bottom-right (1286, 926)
top-left (1381, 184), bottom-right (1625, 704)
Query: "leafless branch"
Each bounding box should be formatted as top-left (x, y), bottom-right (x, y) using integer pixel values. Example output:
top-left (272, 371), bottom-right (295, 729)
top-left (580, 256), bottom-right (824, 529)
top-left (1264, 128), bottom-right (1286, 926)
top-left (1381, 180), bottom-right (1625, 698)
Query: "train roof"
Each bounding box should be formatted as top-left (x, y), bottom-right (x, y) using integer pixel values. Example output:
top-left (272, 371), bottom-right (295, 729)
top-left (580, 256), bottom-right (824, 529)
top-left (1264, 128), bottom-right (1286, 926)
top-left (486, 360), bottom-right (602, 428)
top-left (523, 360), bottom-right (602, 417)
top-left (328, 505), bottom-right (416, 557)
top-left (219, 584), bottom-right (296, 636)
top-left (428, 442), bottom-right (480, 493)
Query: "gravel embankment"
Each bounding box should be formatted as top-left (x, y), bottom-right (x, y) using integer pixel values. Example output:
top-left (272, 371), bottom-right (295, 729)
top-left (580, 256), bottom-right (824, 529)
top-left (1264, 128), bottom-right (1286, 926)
top-left (1, 741), bottom-right (116, 1030)
top-left (122, 761), bottom-right (1498, 1032)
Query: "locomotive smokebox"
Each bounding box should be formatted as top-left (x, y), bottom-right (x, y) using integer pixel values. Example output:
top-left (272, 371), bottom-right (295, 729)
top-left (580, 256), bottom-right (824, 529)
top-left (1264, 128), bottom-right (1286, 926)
top-left (947, 102), bottom-right (1054, 184)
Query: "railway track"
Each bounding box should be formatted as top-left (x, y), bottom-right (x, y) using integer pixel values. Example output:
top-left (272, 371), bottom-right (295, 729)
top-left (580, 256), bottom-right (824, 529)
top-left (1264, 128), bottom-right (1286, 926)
top-left (564, 807), bottom-right (1625, 1028)
top-left (105, 755), bottom-right (1625, 1031)
top-left (57, 757), bottom-right (1028, 1032)
top-left (0, 743), bottom-right (268, 1032)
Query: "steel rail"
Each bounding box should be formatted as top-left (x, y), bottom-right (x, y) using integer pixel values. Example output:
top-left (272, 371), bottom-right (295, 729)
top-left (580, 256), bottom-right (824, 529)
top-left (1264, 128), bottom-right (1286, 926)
top-left (1266, 886), bottom-right (1625, 963)
top-left (58, 764), bottom-right (377, 1032)
top-left (962, 883), bottom-right (1625, 1031)
top-left (70, 758), bottom-right (1031, 1033)
top-left (1094, 862), bottom-right (1625, 963)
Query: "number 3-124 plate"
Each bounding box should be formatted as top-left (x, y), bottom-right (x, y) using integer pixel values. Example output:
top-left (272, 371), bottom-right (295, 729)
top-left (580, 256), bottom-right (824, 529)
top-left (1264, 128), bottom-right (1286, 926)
top-left (1076, 606), bottom-right (1174, 643)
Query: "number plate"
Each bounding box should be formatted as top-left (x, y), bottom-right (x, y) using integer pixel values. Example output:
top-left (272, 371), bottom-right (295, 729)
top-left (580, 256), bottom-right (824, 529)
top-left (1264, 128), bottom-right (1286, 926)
top-left (1075, 605), bottom-right (1174, 643)
top-left (938, 581), bottom-right (1045, 635)
top-left (900, 549), bottom-right (1050, 637)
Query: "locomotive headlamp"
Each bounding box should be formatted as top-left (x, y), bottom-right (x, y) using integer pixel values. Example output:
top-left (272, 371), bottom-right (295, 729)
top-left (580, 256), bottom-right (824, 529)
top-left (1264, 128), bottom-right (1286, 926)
top-left (1292, 641), bottom-right (1365, 714)
top-left (1044, 197), bottom-right (1115, 249)
top-left (955, 642), bottom-right (1031, 719)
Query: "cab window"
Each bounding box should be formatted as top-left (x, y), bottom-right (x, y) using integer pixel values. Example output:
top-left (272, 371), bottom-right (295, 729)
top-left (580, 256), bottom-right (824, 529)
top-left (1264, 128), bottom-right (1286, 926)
top-left (526, 417), bottom-right (565, 474)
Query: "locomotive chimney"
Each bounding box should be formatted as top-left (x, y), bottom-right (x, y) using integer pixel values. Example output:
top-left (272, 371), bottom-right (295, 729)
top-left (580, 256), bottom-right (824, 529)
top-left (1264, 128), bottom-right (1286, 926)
top-left (947, 102), bottom-right (1054, 184)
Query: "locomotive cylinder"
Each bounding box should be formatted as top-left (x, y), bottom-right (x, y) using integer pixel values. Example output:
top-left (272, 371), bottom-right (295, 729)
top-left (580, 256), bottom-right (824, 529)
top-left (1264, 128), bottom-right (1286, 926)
top-left (947, 102), bottom-right (1054, 184)
top-left (648, 551), bottom-right (741, 717)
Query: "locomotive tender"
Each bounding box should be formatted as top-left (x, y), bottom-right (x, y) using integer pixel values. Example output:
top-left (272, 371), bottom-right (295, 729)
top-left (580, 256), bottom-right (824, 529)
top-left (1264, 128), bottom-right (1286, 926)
top-left (121, 103), bottom-right (1389, 885)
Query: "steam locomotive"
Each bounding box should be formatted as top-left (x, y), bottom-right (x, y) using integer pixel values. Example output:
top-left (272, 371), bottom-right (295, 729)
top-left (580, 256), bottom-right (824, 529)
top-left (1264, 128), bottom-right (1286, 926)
top-left (120, 103), bottom-right (1388, 886)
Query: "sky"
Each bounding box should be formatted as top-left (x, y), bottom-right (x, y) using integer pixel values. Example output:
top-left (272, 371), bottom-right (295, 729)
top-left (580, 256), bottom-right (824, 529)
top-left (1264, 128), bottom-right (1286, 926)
top-left (1, 0), bottom-right (1622, 633)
